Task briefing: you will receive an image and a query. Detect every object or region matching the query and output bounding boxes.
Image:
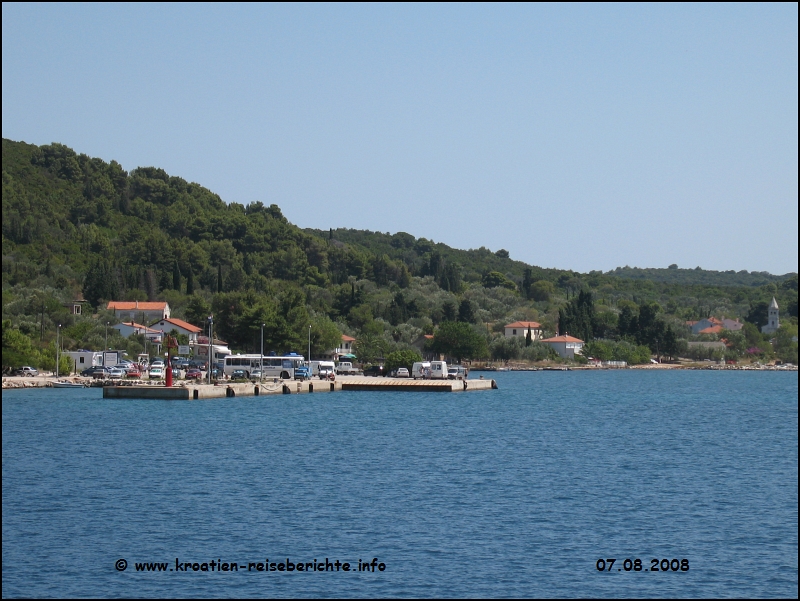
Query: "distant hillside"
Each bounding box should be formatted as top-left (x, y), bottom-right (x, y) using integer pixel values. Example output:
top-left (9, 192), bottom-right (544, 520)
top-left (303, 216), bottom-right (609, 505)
top-left (607, 266), bottom-right (795, 288)
top-left (3, 138), bottom-right (797, 368)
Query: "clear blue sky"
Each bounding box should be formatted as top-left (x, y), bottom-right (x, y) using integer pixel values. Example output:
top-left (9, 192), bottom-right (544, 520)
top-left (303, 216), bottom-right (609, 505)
top-left (3, 3), bottom-right (797, 275)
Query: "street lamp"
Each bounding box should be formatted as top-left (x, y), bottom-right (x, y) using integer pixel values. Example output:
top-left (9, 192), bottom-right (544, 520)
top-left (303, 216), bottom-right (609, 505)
top-left (207, 315), bottom-right (213, 385)
top-left (308, 324), bottom-right (312, 366)
top-left (56, 324), bottom-right (61, 378)
top-left (260, 323), bottom-right (265, 383)
top-left (105, 321), bottom-right (109, 352)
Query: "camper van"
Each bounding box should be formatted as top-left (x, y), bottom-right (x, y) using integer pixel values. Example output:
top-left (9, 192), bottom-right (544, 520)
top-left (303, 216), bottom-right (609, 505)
top-left (430, 360), bottom-right (448, 380)
top-left (309, 361), bottom-right (336, 376)
top-left (411, 361), bottom-right (431, 380)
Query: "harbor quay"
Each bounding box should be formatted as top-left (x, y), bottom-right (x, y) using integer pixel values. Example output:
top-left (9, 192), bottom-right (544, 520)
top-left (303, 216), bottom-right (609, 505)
top-left (102, 376), bottom-right (497, 400)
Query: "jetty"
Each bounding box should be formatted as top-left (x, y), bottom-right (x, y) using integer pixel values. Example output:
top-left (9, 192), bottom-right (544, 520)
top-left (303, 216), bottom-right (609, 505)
top-left (101, 376), bottom-right (497, 400)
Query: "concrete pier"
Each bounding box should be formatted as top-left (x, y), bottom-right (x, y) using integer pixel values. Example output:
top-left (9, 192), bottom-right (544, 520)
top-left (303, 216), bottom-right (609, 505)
top-left (102, 377), bottom-right (496, 399)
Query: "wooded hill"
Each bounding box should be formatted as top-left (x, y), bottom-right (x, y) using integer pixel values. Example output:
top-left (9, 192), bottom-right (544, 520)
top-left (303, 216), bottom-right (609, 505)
top-left (3, 138), bottom-right (798, 368)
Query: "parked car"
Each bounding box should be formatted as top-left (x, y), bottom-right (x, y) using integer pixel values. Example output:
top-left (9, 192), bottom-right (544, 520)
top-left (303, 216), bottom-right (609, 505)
top-left (15, 366), bottom-right (39, 377)
top-left (108, 368), bottom-right (125, 379)
top-left (92, 367), bottom-right (111, 379)
top-left (151, 359), bottom-right (165, 369)
top-left (294, 365), bottom-right (311, 380)
top-left (447, 366), bottom-right (467, 379)
top-left (395, 367), bottom-right (409, 378)
top-left (249, 369), bottom-right (263, 380)
top-left (171, 368), bottom-right (181, 379)
top-left (318, 367), bottom-right (334, 380)
top-left (81, 366), bottom-right (106, 377)
top-left (186, 368), bottom-right (203, 380)
top-left (335, 361), bottom-right (359, 375)
top-left (126, 367), bottom-right (142, 378)
top-left (231, 369), bottom-right (247, 380)
top-left (149, 367), bottom-right (163, 379)
top-left (363, 365), bottom-right (386, 377)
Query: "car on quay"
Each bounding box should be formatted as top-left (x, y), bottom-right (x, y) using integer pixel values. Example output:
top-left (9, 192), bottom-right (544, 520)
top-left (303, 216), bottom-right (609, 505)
top-left (126, 367), bottom-right (142, 378)
top-left (81, 366), bottom-right (107, 378)
top-left (447, 366), bottom-right (467, 380)
top-left (186, 368), bottom-right (203, 380)
top-left (294, 365), bottom-right (311, 380)
top-left (395, 367), bottom-right (409, 378)
top-left (108, 368), bottom-right (125, 379)
top-left (149, 366), bottom-right (163, 379)
top-left (231, 369), bottom-right (247, 380)
top-left (363, 365), bottom-right (386, 377)
top-left (15, 366), bottom-right (39, 377)
top-left (318, 367), bottom-right (334, 380)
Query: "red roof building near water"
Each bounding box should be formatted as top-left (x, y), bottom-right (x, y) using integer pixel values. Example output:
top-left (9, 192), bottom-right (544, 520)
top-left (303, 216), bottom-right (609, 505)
top-left (504, 321), bottom-right (543, 341)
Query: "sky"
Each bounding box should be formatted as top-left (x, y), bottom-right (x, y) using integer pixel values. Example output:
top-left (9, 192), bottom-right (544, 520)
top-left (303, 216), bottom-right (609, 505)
top-left (3, 3), bottom-right (797, 275)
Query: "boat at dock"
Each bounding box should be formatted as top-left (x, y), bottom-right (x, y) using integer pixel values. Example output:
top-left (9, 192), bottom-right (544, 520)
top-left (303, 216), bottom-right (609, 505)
top-left (52, 381), bottom-right (86, 388)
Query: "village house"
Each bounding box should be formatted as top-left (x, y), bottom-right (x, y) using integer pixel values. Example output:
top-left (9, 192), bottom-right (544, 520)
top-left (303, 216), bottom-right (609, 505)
top-left (112, 322), bottom-right (163, 343)
top-left (150, 317), bottom-right (203, 344)
top-left (504, 321), bottom-right (543, 341)
top-left (541, 335), bottom-right (585, 360)
top-left (107, 301), bottom-right (170, 322)
top-left (687, 317), bottom-right (744, 335)
top-left (319, 334), bottom-right (358, 361)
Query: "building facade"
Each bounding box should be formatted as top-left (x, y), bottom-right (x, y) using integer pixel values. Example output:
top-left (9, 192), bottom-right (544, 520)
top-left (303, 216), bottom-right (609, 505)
top-left (541, 335), bottom-right (585, 359)
top-left (151, 317), bottom-right (203, 343)
top-left (107, 301), bottom-right (171, 322)
top-left (504, 321), bottom-right (543, 341)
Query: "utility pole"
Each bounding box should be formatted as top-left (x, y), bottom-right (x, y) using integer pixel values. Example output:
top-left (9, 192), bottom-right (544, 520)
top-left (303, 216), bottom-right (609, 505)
top-left (56, 324), bottom-right (61, 378)
top-left (260, 323), bottom-right (264, 384)
top-left (207, 315), bottom-right (213, 384)
top-left (308, 324), bottom-right (312, 367)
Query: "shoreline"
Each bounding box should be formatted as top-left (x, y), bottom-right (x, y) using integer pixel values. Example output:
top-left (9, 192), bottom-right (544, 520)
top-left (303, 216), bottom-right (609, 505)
top-left (3, 363), bottom-right (796, 390)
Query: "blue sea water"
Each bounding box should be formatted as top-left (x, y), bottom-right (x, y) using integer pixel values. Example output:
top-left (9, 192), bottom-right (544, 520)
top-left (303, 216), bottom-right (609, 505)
top-left (2, 371), bottom-right (797, 598)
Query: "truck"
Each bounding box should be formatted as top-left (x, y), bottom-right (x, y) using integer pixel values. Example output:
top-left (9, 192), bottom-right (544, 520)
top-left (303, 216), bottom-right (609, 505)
top-left (309, 361), bottom-right (336, 377)
top-left (335, 361), bottom-right (359, 375)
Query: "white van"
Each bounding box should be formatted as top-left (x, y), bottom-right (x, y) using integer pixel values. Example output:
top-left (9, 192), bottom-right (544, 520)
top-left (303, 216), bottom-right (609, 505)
top-left (309, 361), bottom-right (335, 376)
top-left (430, 361), bottom-right (448, 380)
top-left (412, 362), bottom-right (431, 380)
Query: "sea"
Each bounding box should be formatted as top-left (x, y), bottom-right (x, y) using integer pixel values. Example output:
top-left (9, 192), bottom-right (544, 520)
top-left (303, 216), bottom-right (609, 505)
top-left (2, 371), bottom-right (797, 598)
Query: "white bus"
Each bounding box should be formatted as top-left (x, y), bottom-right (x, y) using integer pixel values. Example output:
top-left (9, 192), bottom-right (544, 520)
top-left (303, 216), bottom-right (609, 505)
top-left (222, 353), bottom-right (305, 379)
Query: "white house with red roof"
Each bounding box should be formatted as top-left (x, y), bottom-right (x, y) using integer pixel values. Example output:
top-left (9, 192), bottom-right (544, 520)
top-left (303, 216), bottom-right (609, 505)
top-left (541, 335), bottom-right (585, 359)
top-left (320, 334), bottom-right (357, 361)
top-left (504, 321), bottom-right (543, 341)
top-left (688, 316), bottom-right (745, 335)
top-left (112, 321), bottom-right (163, 343)
top-left (107, 301), bottom-right (170, 322)
top-left (150, 317), bottom-right (203, 343)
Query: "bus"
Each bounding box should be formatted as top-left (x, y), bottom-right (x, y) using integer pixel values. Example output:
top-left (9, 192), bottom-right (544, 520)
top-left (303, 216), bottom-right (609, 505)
top-left (222, 353), bottom-right (305, 379)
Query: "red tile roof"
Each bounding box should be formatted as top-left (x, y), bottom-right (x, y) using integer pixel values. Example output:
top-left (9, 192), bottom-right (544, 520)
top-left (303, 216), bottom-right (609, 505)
top-left (542, 335), bottom-right (584, 343)
top-left (698, 325), bottom-right (723, 334)
top-left (341, 335), bottom-right (356, 341)
top-left (505, 321), bottom-right (542, 329)
top-left (119, 322), bottom-right (162, 334)
top-left (107, 301), bottom-right (168, 311)
top-left (154, 317), bottom-right (202, 333)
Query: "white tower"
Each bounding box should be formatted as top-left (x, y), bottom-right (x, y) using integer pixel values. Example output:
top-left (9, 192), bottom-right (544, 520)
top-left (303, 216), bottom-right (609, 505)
top-left (761, 297), bottom-right (780, 334)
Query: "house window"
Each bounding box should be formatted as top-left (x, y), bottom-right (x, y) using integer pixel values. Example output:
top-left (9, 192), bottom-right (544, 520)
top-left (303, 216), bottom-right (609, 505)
top-left (512, 329), bottom-right (517, 335)
top-left (79, 357), bottom-right (85, 363)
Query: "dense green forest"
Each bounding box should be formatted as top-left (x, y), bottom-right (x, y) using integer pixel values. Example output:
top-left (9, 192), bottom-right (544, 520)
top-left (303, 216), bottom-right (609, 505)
top-left (3, 138), bottom-right (798, 370)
